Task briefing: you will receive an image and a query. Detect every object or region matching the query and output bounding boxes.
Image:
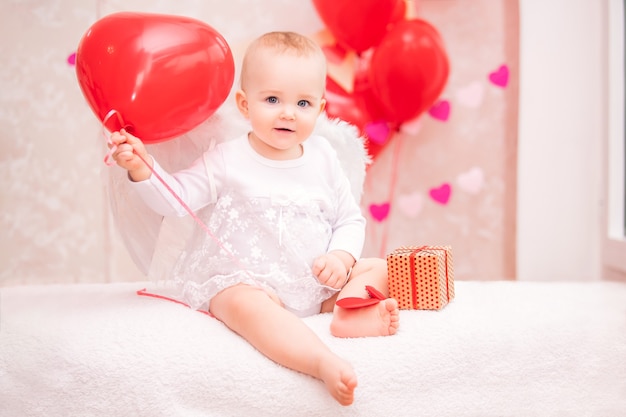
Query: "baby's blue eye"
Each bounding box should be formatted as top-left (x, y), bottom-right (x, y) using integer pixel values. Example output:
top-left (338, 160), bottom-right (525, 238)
top-left (266, 96), bottom-right (278, 104)
top-left (298, 100), bottom-right (310, 108)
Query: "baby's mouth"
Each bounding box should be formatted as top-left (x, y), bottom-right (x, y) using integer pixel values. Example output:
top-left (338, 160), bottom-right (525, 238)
top-left (275, 127), bottom-right (294, 132)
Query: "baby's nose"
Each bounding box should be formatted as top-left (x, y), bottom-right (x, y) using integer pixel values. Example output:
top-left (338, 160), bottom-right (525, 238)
top-left (280, 105), bottom-right (296, 119)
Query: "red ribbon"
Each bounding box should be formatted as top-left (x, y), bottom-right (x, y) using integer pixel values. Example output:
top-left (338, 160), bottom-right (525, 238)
top-left (405, 246), bottom-right (450, 308)
top-left (408, 247), bottom-right (423, 308)
top-left (136, 288), bottom-right (213, 316)
top-left (102, 117), bottom-right (251, 275)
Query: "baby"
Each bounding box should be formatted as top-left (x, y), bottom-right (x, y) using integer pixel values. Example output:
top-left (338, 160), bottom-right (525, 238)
top-left (110, 31), bottom-right (399, 406)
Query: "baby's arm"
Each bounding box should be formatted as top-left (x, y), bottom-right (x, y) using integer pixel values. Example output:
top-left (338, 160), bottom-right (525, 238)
top-left (312, 250), bottom-right (356, 289)
top-left (109, 129), bottom-right (153, 181)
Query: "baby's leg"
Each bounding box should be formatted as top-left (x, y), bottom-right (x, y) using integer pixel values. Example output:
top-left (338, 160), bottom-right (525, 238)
top-left (324, 258), bottom-right (400, 338)
top-left (209, 284), bottom-right (357, 406)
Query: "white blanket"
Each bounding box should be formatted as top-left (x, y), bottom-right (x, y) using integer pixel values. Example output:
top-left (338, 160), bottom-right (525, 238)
top-left (1, 281), bottom-right (625, 417)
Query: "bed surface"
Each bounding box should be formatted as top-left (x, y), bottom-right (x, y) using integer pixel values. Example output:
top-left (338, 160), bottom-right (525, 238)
top-left (1, 280), bottom-right (625, 417)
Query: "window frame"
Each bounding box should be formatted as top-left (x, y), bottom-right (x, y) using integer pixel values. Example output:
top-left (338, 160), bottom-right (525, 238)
top-left (604, 0), bottom-right (626, 280)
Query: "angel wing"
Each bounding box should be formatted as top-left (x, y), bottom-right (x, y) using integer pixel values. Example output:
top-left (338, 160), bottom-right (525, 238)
top-left (105, 102), bottom-right (370, 280)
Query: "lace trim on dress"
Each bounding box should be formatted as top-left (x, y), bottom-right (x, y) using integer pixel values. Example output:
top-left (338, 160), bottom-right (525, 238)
top-left (172, 189), bottom-right (338, 313)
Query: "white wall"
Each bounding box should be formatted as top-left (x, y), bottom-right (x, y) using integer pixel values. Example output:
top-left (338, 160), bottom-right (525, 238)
top-left (517, 0), bottom-right (605, 280)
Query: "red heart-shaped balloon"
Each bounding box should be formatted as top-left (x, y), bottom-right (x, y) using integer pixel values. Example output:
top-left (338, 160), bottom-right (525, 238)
top-left (312, 0), bottom-right (400, 54)
top-left (75, 12), bottom-right (235, 143)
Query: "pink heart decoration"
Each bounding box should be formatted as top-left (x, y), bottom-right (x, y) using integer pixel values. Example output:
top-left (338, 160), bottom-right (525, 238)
top-left (429, 183), bottom-right (451, 205)
top-left (488, 64), bottom-right (509, 88)
top-left (396, 192), bottom-right (424, 218)
top-left (67, 52), bottom-right (76, 66)
top-left (456, 167), bottom-right (485, 194)
top-left (365, 121), bottom-right (391, 145)
top-left (455, 81), bottom-right (484, 108)
top-left (428, 100), bottom-right (450, 121)
top-left (369, 202), bottom-right (391, 222)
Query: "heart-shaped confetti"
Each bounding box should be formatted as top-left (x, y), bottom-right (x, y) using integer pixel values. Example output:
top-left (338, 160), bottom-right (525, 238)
top-left (369, 202), bottom-right (390, 222)
top-left (488, 64), bottom-right (509, 88)
top-left (365, 121), bottom-right (391, 145)
top-left (456, 81), bottom-right (484, 108)
top-left (429, 183), bottom-right (451, 205)
top-left (428, 100), bottom-right (450, 121)
top-left (456, 167), bottom-right (485, 194)
top-left (396, 192), bottom-right (424, 218)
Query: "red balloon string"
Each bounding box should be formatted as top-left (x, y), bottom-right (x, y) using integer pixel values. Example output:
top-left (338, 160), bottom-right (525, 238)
top-left (134, 152), bottom-right (252, 275)
top-left (136, 288), bottom-right (212, 316)
top-left (378, 133), bottom-right (404, 258)
top-left (102, 109), bottom-right (124, 166)
top-left (100, 115), bottom-right (252, 279)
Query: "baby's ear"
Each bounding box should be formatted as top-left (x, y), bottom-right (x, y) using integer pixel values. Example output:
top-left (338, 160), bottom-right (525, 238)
top-left (235, 90), bottom-right (249, 118)
top-left (319, 98), bottom-right (326, 113)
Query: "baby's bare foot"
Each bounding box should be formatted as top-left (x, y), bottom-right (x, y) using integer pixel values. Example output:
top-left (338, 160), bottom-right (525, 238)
top-left (318, 354), bottom-right (358, 405)
top-left (330, 298), bottom-right (400, 338)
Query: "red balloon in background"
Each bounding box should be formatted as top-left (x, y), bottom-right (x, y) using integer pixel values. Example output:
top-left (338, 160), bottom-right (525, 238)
top-left (324, 76), bottom-right (370, 133)
top-left (351, 53), bottom-right (395, 161)
top-left (325, 75), bottom-right (389, 161)
top-left (75, 12), bottom-right (235, 143)
top-left (312, 0), bottom-right (400, 54)
top-left (369, 19), bottom-right (449, 125)
top-left (389, 0), bottom-right (407, 24)
top-left (353, 51), bottom-right (388, 125)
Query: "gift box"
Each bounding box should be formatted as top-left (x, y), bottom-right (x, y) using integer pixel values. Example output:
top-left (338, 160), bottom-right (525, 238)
top-left (387, 246), bottom-right (454, 310)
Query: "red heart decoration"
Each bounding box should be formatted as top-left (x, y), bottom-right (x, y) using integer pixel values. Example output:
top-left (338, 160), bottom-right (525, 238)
top-left (75, 12), bottom-right (235, 144)
top-left (365, 285), bottom-right (386, 300)
top-left (335, 286), bottom-right (386, 309)
top-left (336, 297), bottom-right (381, 309)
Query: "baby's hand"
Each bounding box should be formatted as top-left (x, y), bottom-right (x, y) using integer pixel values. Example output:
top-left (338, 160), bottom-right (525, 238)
top-left (312, 253), bottom-right (349, 289)
top-left (109, 129), bottom-right (153, 181)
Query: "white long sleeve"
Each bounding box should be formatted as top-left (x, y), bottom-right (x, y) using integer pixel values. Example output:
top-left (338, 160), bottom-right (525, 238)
top-left (129, 134), bottom-right (365, 260)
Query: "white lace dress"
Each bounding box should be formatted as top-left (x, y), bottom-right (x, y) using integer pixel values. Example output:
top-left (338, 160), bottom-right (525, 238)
top-left (132, 134), bottom-right (365, 317)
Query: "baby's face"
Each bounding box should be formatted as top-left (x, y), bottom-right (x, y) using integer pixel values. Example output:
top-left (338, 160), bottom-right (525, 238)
top-left (240, 49), bottom-right (326, 160)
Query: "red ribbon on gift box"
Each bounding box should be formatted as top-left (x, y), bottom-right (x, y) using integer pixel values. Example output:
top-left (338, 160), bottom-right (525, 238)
top-left (407, 246), bottom-right (452, 307)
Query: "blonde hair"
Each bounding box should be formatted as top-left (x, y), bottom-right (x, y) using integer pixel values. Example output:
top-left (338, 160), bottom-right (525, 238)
top-left (240, 31), bottom-right (327, 89)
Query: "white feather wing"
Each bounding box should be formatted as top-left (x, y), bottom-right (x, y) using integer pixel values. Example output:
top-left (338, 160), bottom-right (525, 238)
top-left (106, 103), bottom-right (369, 279)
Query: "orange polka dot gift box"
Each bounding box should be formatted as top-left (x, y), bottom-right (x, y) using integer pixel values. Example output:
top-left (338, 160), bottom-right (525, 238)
top-left (387, 246), bottom-right (455, 310)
